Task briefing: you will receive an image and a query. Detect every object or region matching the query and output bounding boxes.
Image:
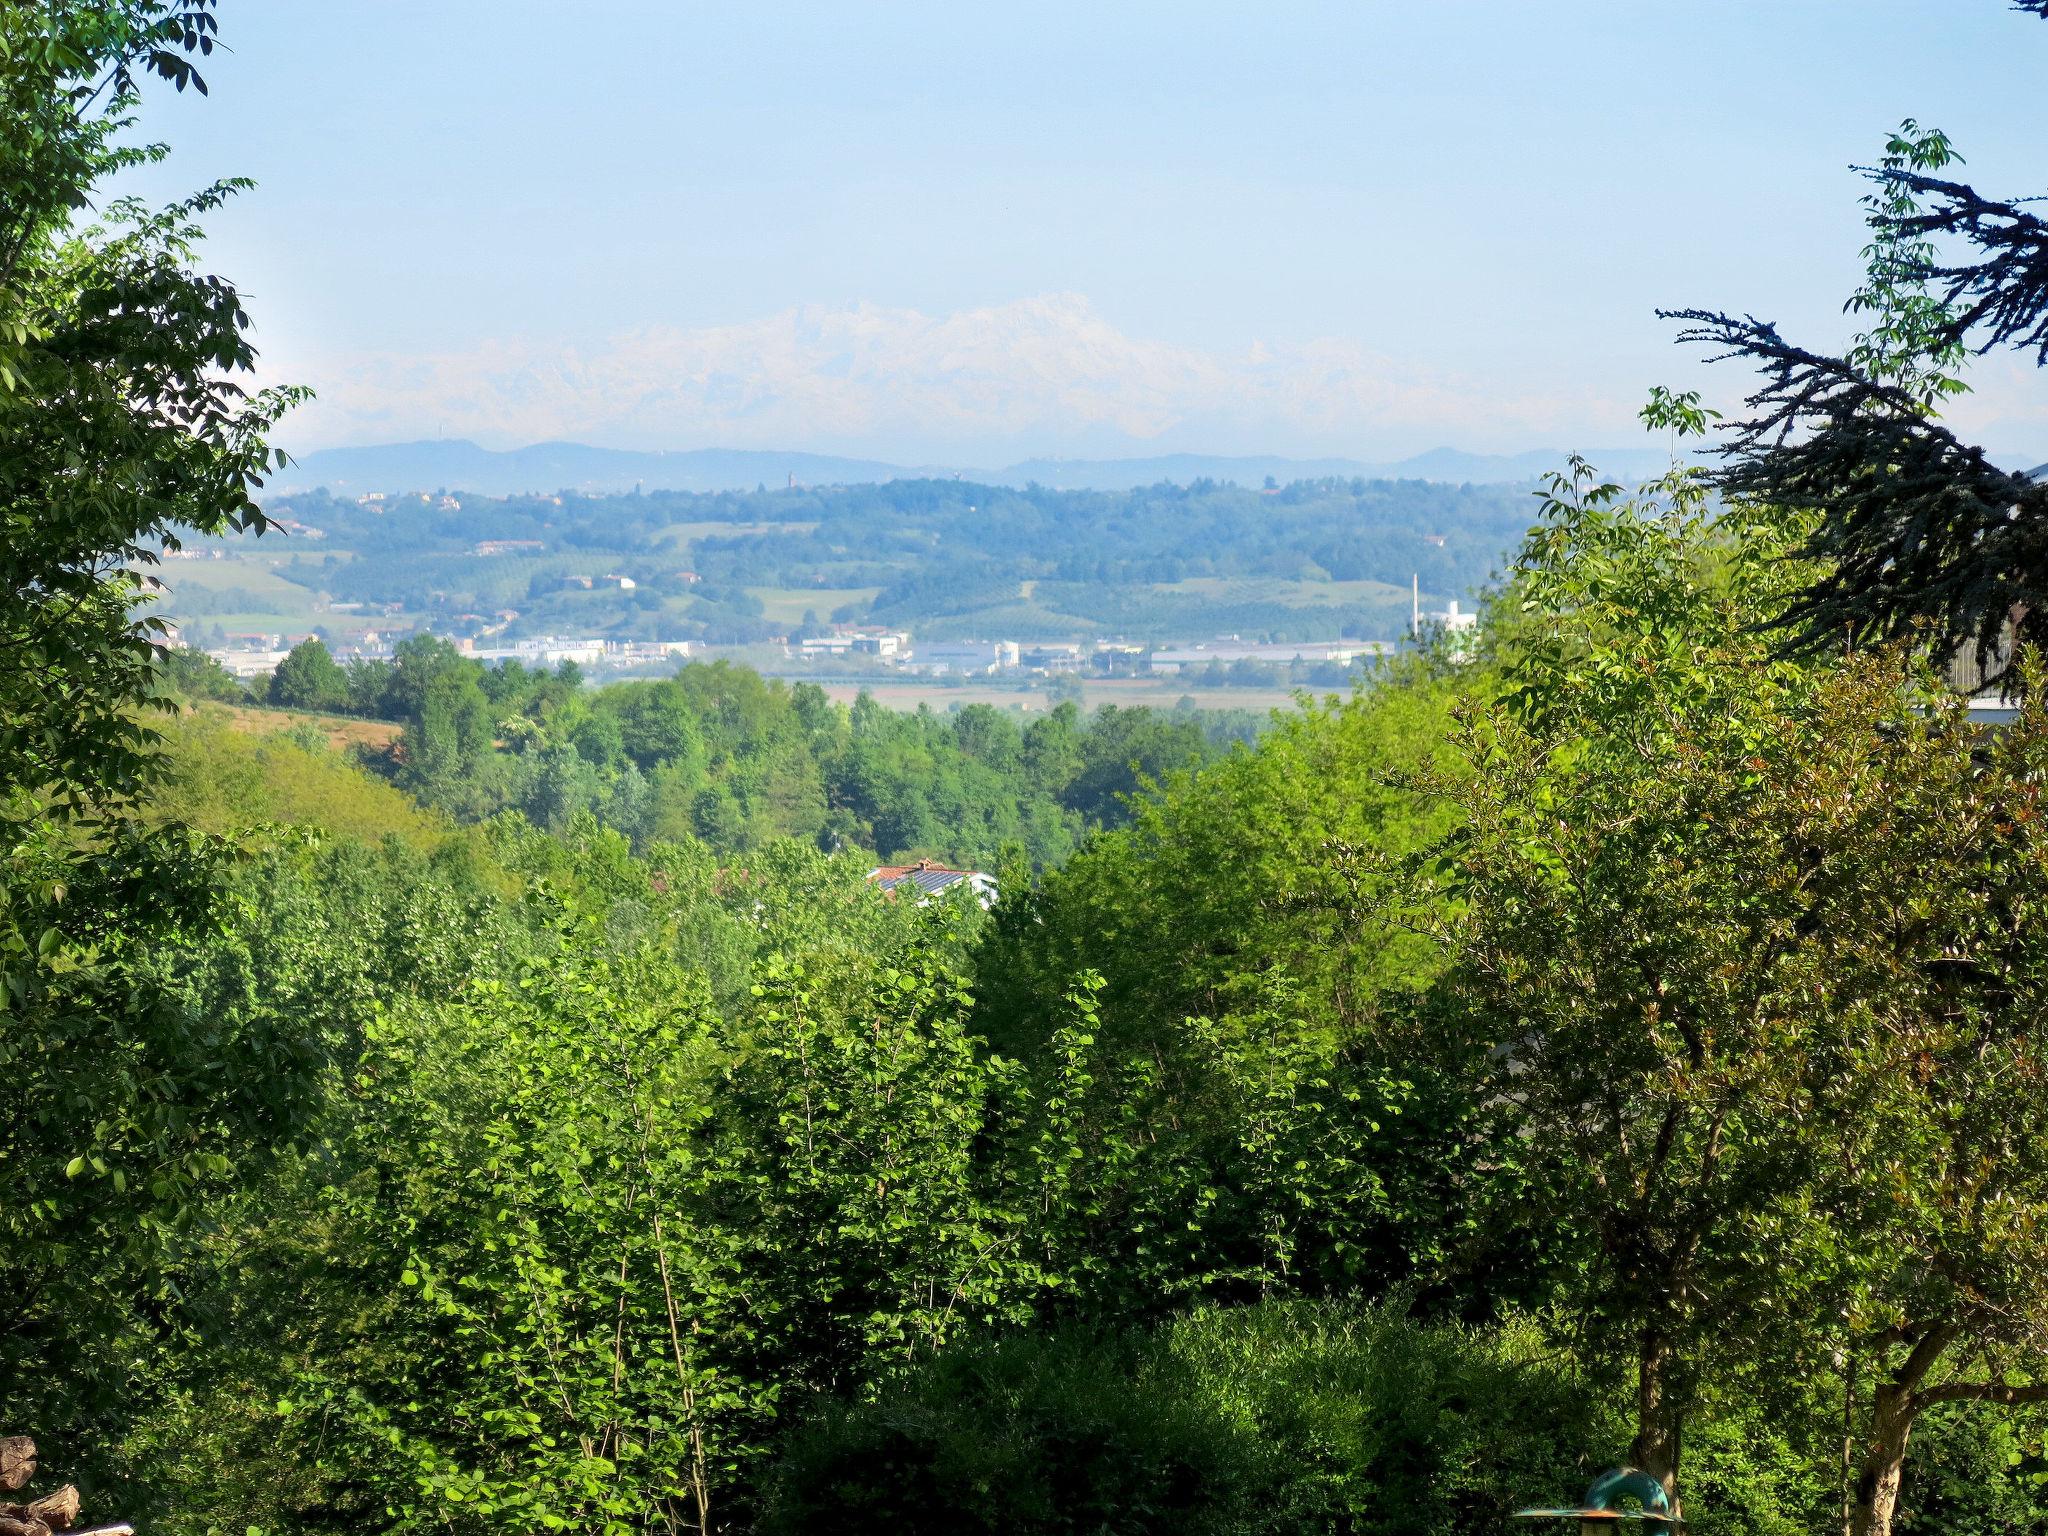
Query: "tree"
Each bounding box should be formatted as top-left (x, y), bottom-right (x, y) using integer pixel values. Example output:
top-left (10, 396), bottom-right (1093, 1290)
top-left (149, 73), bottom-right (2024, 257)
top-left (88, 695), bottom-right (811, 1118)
top-left (1428, 455), bottom-right (2048, 1524)
top-left (617, 678), bottom-right (704, 768)
top-left (1063, 705), bottom-right (1207, 826)
top-left (972, 668), bottom-right (1469, 1319)
top-left (1021, 702), bottom-right (1083, 799)
top-left (1795, 681), bottom-right (2048, 1536)
top-left (568, 707), bottom-right (626, 769)
top-left (523, 740), bottom-right (599, 831)
top-left (344, 654), bottom-right (394, 716)
top-left (0, 0), bottom-right (312, 1477)
top-left (267, 637), bottom-right (348, 712)
top-left (174, 841), bottom-right (1036, 1536)
top-left (396, 647), bottom-right (495, 804)
top-left (0, 1), bottom-right (300, 832)
top-left (707, 947), bottom-right (1037, 1395)
top-left (950, 702), bottom-right (1022, 772)
top-left (382, 632), bottom-right (475, 719)
top-left (691, 782), bottom-right (747, 848)
top-left (1667, 46), bottom-right (2048, 689)
top-left (1419, 465), bottom-right (1837, 1504)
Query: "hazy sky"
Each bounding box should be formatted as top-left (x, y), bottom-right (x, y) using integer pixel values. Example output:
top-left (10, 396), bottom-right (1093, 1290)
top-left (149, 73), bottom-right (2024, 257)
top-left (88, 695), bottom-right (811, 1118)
top-left (124, 1), bottom-right (2047, 464)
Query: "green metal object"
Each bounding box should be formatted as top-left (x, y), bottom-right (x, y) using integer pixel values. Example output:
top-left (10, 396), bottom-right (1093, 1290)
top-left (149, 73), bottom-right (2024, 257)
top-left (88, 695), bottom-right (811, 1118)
top-left (1514, 1465), bottom-right (1681, 1524)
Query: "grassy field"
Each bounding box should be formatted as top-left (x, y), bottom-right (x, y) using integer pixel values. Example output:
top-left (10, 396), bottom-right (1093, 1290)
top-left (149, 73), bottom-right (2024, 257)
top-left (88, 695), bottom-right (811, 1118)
top-left (157, 551), bottom-right (346, 629)
top-left (153, 547), bottom-right (420, 642)
top-left (208, 702), bottom-right (404, 752)
top-left (158, 558), bottom-right (319, 609)
top-left (157, 550), bottom-right (335, 591)
top-left (912, 598), bottom-right (1102, 639)
top-left (745, 585), bottom-right (884, 624)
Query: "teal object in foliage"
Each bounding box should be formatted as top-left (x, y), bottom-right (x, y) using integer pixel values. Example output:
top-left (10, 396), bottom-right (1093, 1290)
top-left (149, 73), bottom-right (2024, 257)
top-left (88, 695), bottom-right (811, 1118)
top-left (1515, 1465), bottom-right (1681, 1523)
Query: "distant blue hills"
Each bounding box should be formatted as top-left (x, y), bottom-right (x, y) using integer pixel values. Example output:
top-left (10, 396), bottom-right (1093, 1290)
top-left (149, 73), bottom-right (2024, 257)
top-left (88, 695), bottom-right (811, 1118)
top-left (272, 439), bottom-right (1691, 498)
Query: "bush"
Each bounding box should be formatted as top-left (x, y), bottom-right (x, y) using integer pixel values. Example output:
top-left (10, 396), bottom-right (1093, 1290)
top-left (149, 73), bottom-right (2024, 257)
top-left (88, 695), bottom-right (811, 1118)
top-left (765, 1296), bottom-right (2048, 1535)
top-left (762, 1328), bottom-right (1257, 1536)
top-left (761, 1300), bottom-right (1617, 1536)
top-left (1893, 1401), bottom-right (2048, 1536)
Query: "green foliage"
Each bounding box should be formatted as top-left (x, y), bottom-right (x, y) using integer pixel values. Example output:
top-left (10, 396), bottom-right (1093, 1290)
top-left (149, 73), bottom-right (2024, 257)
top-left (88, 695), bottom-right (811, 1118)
top-left (704, 948), bottom-right (1041, 1390)
top-left (220, 475), bottom-right (1526, 645)
top-left (0, 1), bottom-right (302, 837)
top-left (154, 643), bottom-right (248, 703)
top-left (762, 1301), bottom-right (1617, 1536)
top-left (1423, 462), bottom-right (1866, 1480)
top-left (1891, 1403), bottom-right (2048, 1535)
top-left (15, 7), bottom-right (2048, 1536)
top-left (0, 823), bottom-right (328, 1470)
top-left (1845, 121), bottom-right (1970, 410)
top-left (1669, 115), bottom-right (2048, 690)
top-left (90, 830), bottom-right (557, 1529)
top-left (346, 649), bottom-right (1227, 867)
top-left (282, 933), bottom-right (743, 1535)
top-left (58, 501), bottom-right (2048, 1536)
top-left (1425, 457), bottom-right (2048, 1531)
top-left (0, 0), bottom-right (315, 1486)
top-left (147, 709), bottom-right (447, 848)
top-left (391, 634), bottom-right (499, 805)
top-left (980, 673), bottom-right (1456, 1064)
top-left (266, 636), bottom-right (349, 711)
top-left (165, 884), bottom-right (1015, 1531)
top-left (97, 813), bottom-right (1034, 1533)
top-left (974, 667), bottom-right (1478, 1313)
top-left (766, 1301), bottom-right (2044, 1536)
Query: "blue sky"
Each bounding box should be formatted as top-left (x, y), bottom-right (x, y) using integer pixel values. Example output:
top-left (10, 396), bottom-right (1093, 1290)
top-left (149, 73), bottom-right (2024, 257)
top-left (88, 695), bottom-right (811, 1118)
top-left (126, 1), bottom-right (2047, 464)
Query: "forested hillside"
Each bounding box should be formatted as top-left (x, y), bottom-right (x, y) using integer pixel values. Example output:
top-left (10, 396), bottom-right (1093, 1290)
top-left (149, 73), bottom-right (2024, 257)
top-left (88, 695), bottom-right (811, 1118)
top-left (168, 638), bottom-right (1258, 869)
top-left (8, 10), bottom-right (2048, 1536)
top-left (170, 475), bottom-right (1531, 647)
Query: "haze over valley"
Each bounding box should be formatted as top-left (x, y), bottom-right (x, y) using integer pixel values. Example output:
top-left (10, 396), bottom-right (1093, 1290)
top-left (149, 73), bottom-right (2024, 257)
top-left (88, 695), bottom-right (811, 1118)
top-left (13, 7), bottom-right (2048, 1536)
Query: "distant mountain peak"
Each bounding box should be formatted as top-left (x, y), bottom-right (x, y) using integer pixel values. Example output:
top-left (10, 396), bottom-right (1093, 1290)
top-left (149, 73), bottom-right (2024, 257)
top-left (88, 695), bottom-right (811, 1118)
top-left (272, 439), bottom-right (1686, 498)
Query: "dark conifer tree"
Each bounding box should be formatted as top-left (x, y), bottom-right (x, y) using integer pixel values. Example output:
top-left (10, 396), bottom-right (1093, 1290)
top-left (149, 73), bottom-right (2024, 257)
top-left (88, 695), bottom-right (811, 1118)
top-left (1666, 4), bottom-right (2047, 688)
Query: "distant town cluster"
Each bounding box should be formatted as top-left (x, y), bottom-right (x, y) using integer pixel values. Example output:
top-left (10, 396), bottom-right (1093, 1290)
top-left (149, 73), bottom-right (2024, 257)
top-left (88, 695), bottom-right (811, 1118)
top-left (160, 474), bottom-right (1500, 687)
top-left (190, 615), bottom-right (1478, 685)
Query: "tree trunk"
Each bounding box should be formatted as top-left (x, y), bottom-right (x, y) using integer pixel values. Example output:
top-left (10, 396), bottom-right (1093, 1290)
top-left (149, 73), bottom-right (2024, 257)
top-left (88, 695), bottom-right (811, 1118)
top-left (1848, 1324), bottom-right (1955, 1536)
top-left (0, 1443), bottom-right (31, 1496)
top-left (1849, 1382), bottom-right (1916, 1536)
top-left (1630, 1329), bottom-right (1685, 1513)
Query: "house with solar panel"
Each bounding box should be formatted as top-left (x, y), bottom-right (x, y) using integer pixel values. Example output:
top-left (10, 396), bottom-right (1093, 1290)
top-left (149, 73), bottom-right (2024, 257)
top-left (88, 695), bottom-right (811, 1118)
top-left (868, 858), bottom-right (998, 909)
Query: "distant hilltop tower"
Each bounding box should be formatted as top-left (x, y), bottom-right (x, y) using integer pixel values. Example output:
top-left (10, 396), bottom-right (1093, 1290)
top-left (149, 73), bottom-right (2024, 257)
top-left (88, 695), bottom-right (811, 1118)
top-left (1411, 573), bottom-right (1420, 638)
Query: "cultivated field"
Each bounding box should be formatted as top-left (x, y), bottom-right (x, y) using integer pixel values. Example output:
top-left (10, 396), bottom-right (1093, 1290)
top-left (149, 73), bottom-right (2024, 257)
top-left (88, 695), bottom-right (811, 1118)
top-left (648, 520), bottom-right (818, 549)
top-left (1151, 575), bottom-right (1411, 606)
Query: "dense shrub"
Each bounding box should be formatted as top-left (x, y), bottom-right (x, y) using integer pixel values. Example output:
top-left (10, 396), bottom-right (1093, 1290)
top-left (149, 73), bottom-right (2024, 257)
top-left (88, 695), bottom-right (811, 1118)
top-left (762, 1301), bottom-right (1616, 1536)
top-left (765, 1301), bottom-right (2048, 1536)
top-left (1891, 1402), bottom-right (2048, 1536)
